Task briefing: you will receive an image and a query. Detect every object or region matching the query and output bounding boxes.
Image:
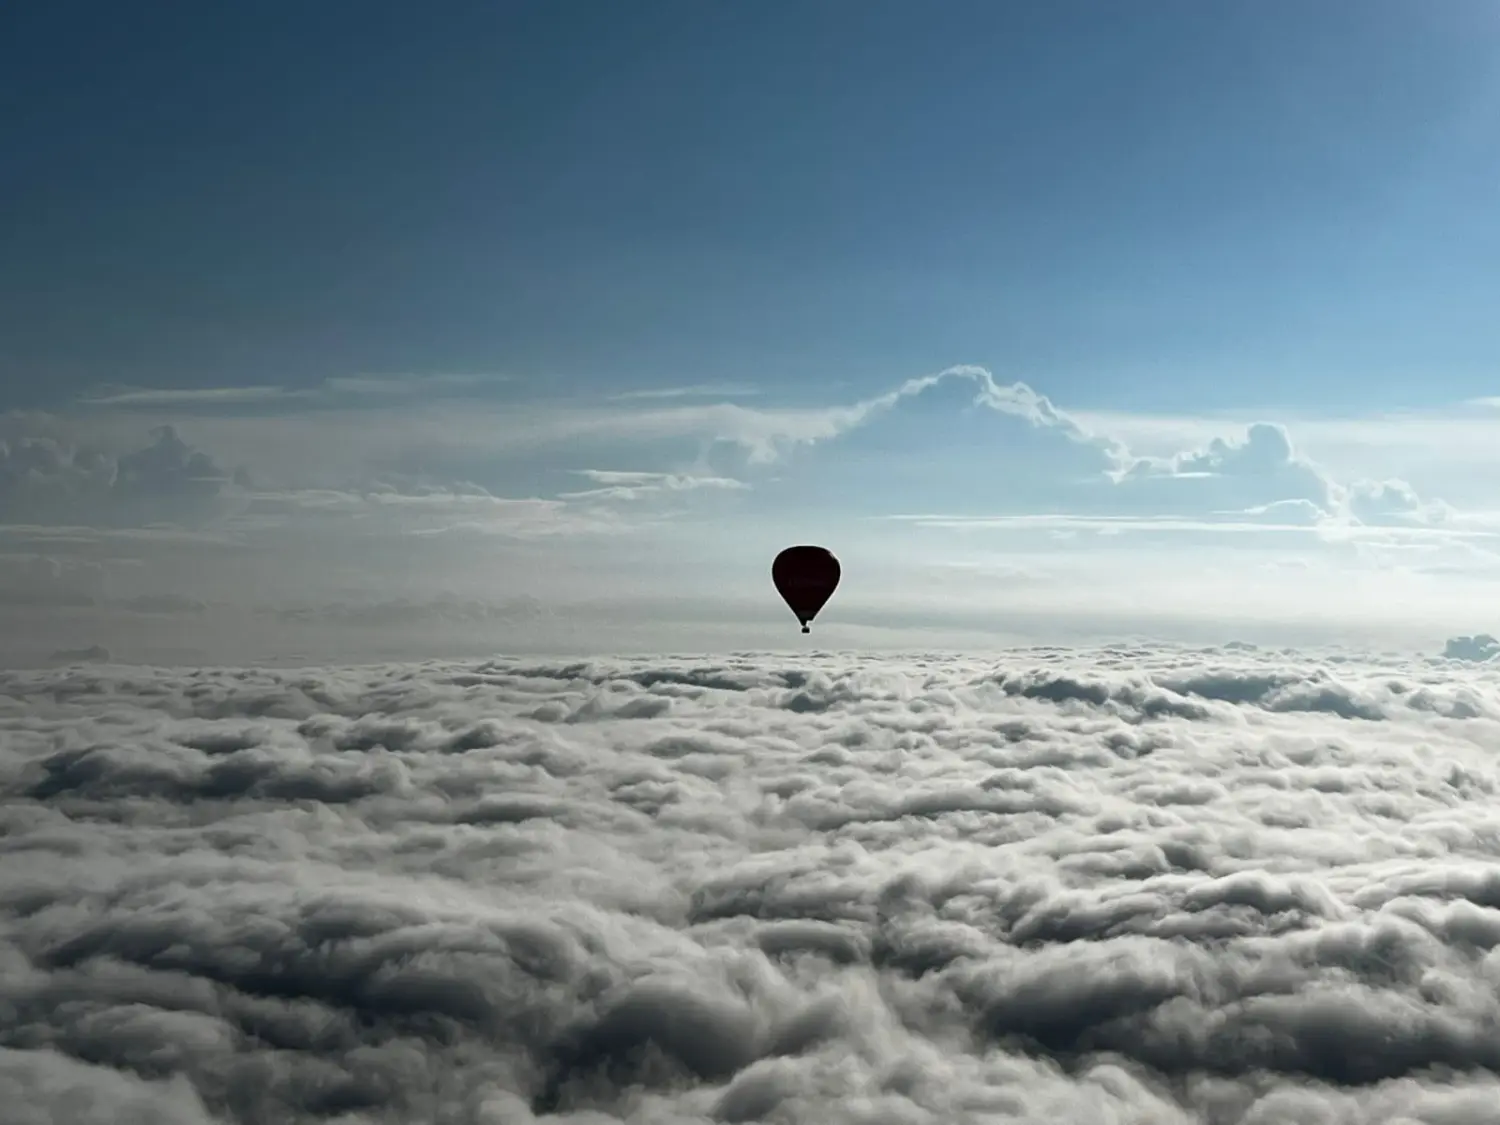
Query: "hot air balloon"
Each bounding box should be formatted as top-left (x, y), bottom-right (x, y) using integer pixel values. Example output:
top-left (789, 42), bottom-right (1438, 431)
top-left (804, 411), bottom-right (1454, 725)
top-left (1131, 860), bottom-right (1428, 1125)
top-left (772, 545), bottom-right (840, 633)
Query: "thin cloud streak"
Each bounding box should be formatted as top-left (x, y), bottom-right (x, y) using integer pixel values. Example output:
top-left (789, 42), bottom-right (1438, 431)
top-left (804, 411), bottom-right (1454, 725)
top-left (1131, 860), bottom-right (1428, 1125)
top-left (875, 512), bottom-right (1500, 540)
top-left (77, 372), bottom-right (508, 411)
top-left (608, 383), bottom-right (763, 401)
top-left (79, 385), bottom-right (310, 407)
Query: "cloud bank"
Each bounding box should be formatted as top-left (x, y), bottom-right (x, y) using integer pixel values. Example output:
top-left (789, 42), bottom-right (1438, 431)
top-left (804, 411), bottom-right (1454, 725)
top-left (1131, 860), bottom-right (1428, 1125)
top-left (6, 646), bottom-right (1500, 1122)
top-left (1444, 634), bottom-right (1500, 664)
top-left (3, 364), bottom-right (1498, 658)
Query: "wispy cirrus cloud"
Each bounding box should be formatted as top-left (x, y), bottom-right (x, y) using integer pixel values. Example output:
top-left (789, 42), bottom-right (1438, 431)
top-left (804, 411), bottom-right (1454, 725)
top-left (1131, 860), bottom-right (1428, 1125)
top-left (78, 371), bottom-right (507, 411)
top-left (78, 385), bottom-right (305, 408)
top-left (878, 511), bottom-right (1495, 540)
top-left (559, 470), bottom-right (749, 502)
top-left (607, 383), bottom-right (762, 401)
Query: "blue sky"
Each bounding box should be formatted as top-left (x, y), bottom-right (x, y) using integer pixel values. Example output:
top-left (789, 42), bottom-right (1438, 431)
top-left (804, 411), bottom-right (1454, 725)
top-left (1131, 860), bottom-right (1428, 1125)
top-left (4, 1), bottom-right (1500, 663)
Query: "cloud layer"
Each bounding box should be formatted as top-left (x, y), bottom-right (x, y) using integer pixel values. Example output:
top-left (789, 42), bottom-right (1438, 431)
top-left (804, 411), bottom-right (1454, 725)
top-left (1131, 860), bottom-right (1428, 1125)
top-left (6, 365), bottom-right (1461, 535)
top-left (3, 364), bottom-right (1499, 657)
top-left (5, 646), bottom-right (1500, 1122)
top-left (0, 424), bottom-right (236, 527)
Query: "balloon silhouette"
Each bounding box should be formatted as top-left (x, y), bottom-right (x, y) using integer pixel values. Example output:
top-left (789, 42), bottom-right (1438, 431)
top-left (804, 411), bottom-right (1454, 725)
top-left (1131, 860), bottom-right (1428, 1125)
top-left (772, 545), bottom-right (840, 633)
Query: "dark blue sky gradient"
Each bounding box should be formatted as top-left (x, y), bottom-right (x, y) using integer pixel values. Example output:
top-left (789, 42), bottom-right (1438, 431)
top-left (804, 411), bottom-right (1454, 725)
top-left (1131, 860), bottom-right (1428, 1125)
top-left (4, 0), bottom-right (1499, 410)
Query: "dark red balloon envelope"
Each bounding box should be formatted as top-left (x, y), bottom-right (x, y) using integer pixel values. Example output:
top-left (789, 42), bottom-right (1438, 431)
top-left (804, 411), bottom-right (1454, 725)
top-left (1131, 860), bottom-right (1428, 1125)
top-left (772, 545), bottom-right (840, 633)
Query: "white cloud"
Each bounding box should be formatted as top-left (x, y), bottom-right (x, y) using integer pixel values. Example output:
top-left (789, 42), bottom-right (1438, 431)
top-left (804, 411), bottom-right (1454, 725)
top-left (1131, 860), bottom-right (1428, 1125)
top-left (317, 372), bottom-right (502, 396)
top-left (1444, 633), bottom-right (1500, 663)
top-left (0, 553), bottom-right (106, 607)
top-left (8, 365), bottom-right (1500, 657)
top-left (78, 372), bottom-right (507, 410)
top-left (27, 365), bottom-right (1458, 532)
top-left (1140, 419), bottom-right (1306, 476)
top-left (1074, 403), bottom-right (1500, 509)
top-left (6, 647), bottom-right (1500, 1121)
top-left (0, 424), bottom-right (235, 527)
top-left (1114, 420), bottom-right (1459, 531)
top-left (60, 364), bottom-right (1104, 483)
top-left (1119, 421), bottom-right (1336, 513)
top-left (758, 363), bottom-right (1120, 468)
top-left (559, 470), bottom-right (749, 502)
top-left (608, 383), bottom-right (762, 401)
top-left (877, 512), bottom-right (1485, 538)
top-left (1348, 477), bottom-right (1453, 525)
top-left (1235, 498), bottom-right (1329, 525)
top-left (79, 385), bottom-right (307, 407)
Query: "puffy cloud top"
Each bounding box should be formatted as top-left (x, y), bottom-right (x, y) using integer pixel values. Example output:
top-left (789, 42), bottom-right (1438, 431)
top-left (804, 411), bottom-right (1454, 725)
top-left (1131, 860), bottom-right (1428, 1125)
top-left (5, 646), bottom-right (1500, 1122)
top-left (1444, 634), bottom-right (1500, 663)
top-left (0, 424), bottom-right (233, 526)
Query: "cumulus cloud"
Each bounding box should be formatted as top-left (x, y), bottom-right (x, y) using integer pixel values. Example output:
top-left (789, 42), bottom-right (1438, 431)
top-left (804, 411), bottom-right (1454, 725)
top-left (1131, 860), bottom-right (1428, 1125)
top-left (1349, 478), bottom-right (1452, 525)
top-left (0, 425), bottom-right (236, 527)
top-left (1233, 498), bottom-right (1329, 526)
top-left (1444, 634), bottom-right (1500, 663)
top-left (412, 365), bottom-right (1122, 475)
top-left (7, 364), bottom-right (1486, 647)
top-left (1122, 421), bottom-right (1337, 513)
top-left (774, 364), bottom-right (1124, 469)
top-left (1118, 422), bottom-right (1455, 531)
top-left (1172, 420), bottom-right (1301, 476)
top-left (646, 372), bottom-right (1456, 538)
top-left (0, 401), bottom-right (737, 549)
top-left (0, 423), bottom-right (657, 552)
top-left (6, 646), bottom-right (1500, 1122)
top-left (16, 366), bottom-right (1468, 542)
top-left (0, 554), bottom-right (107, 607)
